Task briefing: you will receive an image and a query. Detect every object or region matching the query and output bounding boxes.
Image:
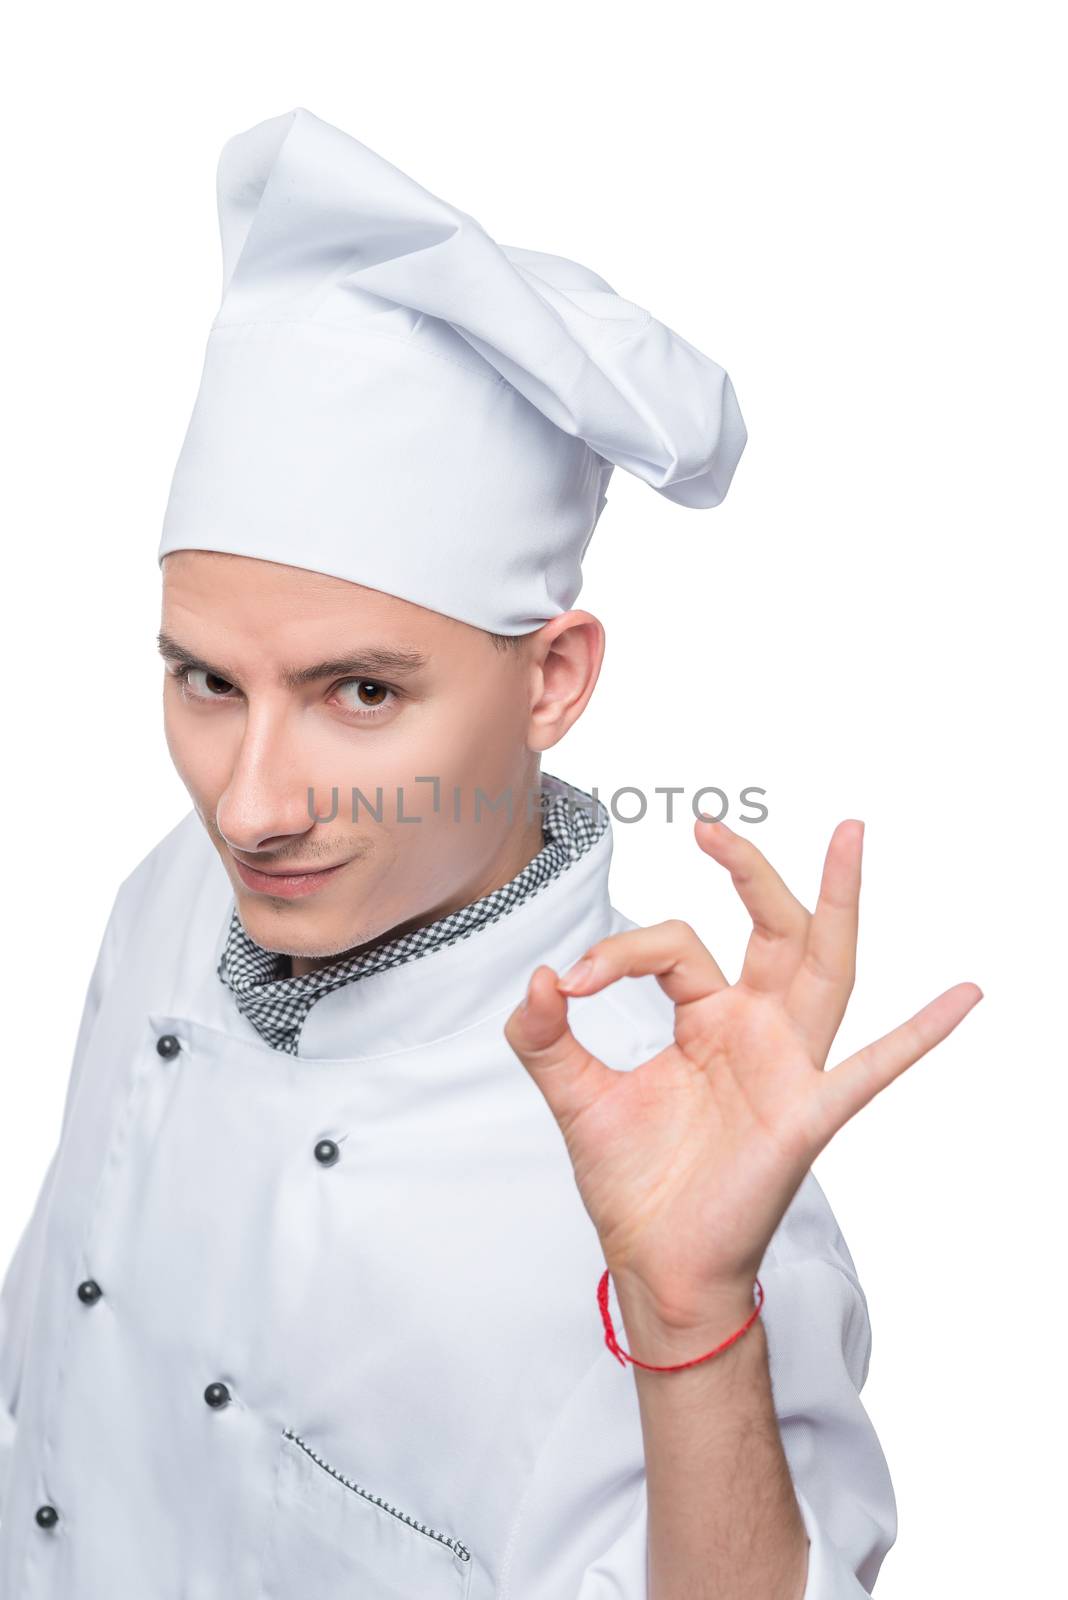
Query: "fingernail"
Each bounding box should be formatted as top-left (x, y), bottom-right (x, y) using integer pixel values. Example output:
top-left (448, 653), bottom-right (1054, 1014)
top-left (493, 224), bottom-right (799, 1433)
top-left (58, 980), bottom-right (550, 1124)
top-left (558, 956), bottom-right (594, 992)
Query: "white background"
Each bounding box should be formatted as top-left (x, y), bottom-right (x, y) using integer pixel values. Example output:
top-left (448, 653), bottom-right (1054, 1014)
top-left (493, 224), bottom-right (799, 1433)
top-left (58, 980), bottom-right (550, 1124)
top-left (1, 2), bottom-right (1062, 1591)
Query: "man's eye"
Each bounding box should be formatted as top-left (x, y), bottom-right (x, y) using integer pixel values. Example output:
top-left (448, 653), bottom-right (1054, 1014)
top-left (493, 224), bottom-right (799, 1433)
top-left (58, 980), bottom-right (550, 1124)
top-left (332, 679), bottom-right (397, 719)
top-left (178, 666), bottom-right (237, 699)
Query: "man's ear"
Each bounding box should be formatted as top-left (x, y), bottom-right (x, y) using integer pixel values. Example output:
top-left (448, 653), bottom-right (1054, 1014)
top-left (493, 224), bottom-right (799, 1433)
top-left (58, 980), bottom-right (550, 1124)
top-left (525, 612), bottom-right (605, 751)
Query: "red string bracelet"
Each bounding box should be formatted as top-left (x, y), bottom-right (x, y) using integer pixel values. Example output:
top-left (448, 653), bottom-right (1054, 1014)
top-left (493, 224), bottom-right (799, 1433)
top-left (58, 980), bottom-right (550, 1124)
top-left (597, 1269), bottom-right (765, 1372)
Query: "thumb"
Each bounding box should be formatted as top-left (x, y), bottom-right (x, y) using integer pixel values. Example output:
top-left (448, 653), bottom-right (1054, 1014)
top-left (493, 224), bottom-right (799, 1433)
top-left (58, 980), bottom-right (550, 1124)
top-left (503, 964), bottom-right (614, 1129)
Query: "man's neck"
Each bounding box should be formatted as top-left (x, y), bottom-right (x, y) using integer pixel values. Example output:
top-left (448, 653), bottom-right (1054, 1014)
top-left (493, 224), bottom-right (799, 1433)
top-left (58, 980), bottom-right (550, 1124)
top-left (288, 810), bottom-right (547, 979)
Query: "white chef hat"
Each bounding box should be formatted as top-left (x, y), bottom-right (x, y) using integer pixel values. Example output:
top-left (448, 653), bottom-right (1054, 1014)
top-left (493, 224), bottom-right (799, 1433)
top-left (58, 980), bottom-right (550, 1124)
top-left (158, 106), bottom-right (747, 635)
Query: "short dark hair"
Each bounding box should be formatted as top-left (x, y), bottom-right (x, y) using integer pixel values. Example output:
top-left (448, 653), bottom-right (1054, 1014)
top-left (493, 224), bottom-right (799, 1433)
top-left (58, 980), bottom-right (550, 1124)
top-left (487, 630), bottom-right (527, 653)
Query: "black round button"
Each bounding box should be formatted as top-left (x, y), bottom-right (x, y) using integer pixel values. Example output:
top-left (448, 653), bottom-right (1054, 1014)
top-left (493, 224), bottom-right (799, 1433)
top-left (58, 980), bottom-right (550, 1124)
top-left (77, 1279), bottom-right (102, 1305)
top-left (35, 1504), bottom-right (59, 1529)
top-left (203, 1381), bottom-right (231, 1409)
top-left (314, 1138), bottom-right (340, 1166)
top-left (156, 1034), bottom-right (181, 1059)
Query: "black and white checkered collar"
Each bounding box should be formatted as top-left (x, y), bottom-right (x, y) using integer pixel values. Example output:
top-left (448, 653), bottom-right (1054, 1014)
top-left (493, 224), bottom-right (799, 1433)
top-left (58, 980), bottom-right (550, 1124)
top-left (217, 773), bottom-right (607, 1055)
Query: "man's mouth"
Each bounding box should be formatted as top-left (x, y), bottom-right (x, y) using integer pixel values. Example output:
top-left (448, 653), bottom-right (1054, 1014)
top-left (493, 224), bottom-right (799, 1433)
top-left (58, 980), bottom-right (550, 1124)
top-left (230, 854), bottom-right (349, 900)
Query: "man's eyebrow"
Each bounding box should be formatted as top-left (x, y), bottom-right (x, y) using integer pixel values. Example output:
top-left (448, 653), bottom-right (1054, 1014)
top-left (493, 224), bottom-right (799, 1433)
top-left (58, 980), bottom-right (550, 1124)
top-left (280, 648), bottom-right (430, 686)
top-left (156, 632), bottom-right (430, 686)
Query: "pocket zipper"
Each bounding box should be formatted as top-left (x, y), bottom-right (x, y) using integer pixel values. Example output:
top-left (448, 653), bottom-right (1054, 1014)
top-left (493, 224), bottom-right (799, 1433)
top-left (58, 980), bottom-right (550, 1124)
top-left (283, 1427), bottom-right (472, 1563)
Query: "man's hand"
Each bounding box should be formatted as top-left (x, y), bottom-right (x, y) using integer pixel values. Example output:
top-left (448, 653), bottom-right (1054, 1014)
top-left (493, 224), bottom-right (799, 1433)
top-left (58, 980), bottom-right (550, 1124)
top-left (504, 818), bottom-right (982, 1325)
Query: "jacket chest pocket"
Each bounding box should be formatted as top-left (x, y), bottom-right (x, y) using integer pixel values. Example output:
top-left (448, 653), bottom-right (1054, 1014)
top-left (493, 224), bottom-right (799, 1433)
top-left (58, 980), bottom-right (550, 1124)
top-left (260, 1427), bottom-right (474, 1599)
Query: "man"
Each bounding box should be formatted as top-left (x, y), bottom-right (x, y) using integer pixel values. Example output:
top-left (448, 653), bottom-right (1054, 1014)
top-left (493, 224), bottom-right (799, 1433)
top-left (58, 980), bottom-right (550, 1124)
top-left (0, 107), bottom-right (979, 1598)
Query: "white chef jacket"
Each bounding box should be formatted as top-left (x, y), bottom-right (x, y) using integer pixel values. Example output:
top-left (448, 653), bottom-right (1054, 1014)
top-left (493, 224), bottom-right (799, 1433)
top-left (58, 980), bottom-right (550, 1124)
top-left (0, 782), bottom-right (897, 1597)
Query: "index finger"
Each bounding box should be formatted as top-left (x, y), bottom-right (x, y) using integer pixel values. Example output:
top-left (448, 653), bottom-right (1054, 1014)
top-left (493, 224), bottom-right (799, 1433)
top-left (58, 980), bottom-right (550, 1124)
top-left (555, 918), bottom-right (728, 1007)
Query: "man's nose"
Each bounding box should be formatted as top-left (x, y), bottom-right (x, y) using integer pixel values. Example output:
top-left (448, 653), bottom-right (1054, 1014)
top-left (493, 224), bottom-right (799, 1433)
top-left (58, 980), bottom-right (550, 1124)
top-left (214, 708), bottom-right (322, 853)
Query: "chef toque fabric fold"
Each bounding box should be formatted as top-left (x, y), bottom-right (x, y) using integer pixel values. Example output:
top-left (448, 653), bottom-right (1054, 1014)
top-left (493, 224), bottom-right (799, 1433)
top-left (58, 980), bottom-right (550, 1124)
top-left (158, 106), bottom-right (748, 635)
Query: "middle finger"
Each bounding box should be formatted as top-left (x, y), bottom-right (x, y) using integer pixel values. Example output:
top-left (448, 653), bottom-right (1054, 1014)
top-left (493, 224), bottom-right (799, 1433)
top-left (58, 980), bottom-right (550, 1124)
top-left (695, 819), bottom-right (810, 992)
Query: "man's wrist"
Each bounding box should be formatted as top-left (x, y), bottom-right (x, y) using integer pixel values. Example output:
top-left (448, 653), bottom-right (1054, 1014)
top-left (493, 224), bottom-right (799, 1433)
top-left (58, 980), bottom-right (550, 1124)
top-left (610, 1270), bottom-right (764, 1368)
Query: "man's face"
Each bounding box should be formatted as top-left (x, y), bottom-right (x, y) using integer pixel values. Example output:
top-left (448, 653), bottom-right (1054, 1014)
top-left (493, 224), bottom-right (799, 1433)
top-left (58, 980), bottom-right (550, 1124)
top-left (160, 551), bottom-right (592, 967)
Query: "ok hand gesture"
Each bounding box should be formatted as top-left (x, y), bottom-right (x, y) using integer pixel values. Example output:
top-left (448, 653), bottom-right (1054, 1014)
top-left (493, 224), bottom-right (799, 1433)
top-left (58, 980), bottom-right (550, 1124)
top-left (504, 819), bottom-right (982, 1327)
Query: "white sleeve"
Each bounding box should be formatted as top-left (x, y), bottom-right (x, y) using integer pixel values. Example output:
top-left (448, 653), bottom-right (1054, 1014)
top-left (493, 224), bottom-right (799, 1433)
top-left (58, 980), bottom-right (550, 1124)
top-left (500, 1171), bottom-right (897, 1598)
top-left (761, 1241), bottom-right (898, 1597)
top-left (0, 886), bottom-right (127, 1523)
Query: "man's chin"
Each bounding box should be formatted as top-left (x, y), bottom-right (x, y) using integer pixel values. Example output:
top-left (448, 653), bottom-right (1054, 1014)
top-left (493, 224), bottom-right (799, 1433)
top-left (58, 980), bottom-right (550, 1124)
top-left (234, 892), bottom-right (371, 963)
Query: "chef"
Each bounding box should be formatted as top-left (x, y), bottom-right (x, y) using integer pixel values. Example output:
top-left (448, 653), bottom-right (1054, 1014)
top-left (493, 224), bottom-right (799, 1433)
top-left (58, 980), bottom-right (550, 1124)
top-left (0, 106), bottom-right (980, 1598)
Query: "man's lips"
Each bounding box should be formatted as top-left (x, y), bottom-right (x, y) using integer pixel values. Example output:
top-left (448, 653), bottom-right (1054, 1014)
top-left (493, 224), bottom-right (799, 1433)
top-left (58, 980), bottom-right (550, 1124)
top-left (230, 853), bottom-right (349, 900)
